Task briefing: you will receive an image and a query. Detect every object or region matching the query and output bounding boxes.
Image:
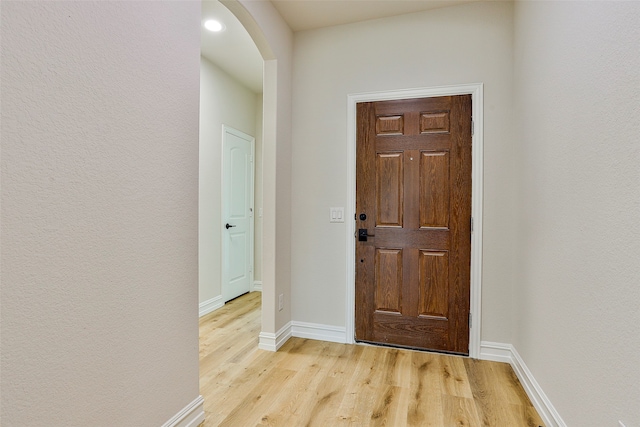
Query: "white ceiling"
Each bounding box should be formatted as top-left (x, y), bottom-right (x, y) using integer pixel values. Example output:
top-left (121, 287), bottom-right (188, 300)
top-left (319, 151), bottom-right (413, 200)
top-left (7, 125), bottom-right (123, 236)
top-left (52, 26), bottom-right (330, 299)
top-left (200, 0), bottom-right (479, 94)
top-left (272, 0), bottom-right (479, 32)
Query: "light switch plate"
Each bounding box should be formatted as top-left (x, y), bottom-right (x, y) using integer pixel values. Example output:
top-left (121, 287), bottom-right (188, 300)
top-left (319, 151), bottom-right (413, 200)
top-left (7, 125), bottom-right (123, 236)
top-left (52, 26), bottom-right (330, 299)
top-left (330, 207), bottom-right (344, 223)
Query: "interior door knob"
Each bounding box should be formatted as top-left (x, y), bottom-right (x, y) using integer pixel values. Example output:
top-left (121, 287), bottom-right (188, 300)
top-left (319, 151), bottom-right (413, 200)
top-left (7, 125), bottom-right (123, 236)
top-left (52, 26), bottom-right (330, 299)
top-left (225, 223), bottom-right (236, 229)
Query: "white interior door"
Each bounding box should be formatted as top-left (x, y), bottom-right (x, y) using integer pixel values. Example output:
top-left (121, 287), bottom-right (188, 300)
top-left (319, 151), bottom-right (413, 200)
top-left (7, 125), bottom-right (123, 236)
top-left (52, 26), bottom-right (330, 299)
top-left (222, 126), bottom-right (254, 302)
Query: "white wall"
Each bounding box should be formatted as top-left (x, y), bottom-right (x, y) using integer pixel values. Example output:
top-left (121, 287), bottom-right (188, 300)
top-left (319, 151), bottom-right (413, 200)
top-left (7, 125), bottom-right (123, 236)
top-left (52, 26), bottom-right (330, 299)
top-left (513, 1), bottom-right (640, 425)
top-left (0, 2), bottom-right (201, 426)
top-left (254, 94), bottom-right (264, 283)
top-left (290, 1), bottom-right (515, 343)
top-left (199, 57), bottom-right (259, 304)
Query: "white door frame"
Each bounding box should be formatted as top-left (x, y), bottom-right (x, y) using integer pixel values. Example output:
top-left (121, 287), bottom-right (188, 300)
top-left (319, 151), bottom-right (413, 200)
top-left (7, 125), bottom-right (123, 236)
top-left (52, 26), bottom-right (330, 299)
top-left (221, 125), bottom-right (255, 302)
top-left (345, 83), bottom-right (484, 358)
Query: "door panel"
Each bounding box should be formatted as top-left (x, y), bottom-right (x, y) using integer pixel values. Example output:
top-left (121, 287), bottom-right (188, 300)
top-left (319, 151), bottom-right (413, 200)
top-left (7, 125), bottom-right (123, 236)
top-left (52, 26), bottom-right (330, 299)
top-left (355, 95), bottom-right (472, 355)
top-left (376, 115), bottom-right (404, 135)
top-left (229, 147), bottom-right (249, 219)
top-left (222, 127), bottom-right (254, 303)
top-left (228, 232), bottom-right (248, 282)
top-left (420, 111), bottom-right (450, 133)
top-left (420, 151), bottom-right (450, 228)
top-left (418, 250), bottom-right (449, 318)
top-left (376, 153), bottom-right (404, 227)
top-left (374, 248), bottom-right (403, 314)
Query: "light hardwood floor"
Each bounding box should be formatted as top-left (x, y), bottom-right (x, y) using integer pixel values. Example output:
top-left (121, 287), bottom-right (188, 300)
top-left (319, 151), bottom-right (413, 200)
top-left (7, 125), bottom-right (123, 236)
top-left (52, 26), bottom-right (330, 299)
top-left (199, 292), bottom-right (544, 427)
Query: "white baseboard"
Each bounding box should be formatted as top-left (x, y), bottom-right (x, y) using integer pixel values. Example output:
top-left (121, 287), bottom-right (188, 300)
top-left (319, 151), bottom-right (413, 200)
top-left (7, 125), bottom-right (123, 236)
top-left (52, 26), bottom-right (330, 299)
top-left (479, 341), bottom-right (512, 364)
top-left (258, 321), bottom-right (346, 352)
top-left (258, 321), bottom-right (291, 352)
top-left (199, 295), bottom-right (224, 317)
top-left (510, 345), bottom-right (567, 427)
top-left (480, 341), bottom-right (566, 427)
top-left (291, 321), bottom-right (347, 344)
top-left (252, 281), bottom-right (262, 292)
top-left (161, 395), bottom-right (205, 427)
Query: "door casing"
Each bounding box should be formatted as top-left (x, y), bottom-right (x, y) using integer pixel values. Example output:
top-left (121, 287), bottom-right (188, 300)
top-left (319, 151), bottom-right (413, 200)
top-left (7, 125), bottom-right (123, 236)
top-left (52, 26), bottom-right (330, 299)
top-left (346, 83), bottom-right (484, 358)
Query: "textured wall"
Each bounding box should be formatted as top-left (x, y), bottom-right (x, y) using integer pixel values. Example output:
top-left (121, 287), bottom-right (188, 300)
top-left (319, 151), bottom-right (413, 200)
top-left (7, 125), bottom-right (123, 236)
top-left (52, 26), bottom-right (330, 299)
top-left (290, 1), bottom-right (516, 343)
top-left (513, 1), bottom-right (640, 425)
top-left (1, 2), bottom-right (201, 425)
top-left (199, 57), bottom-right (258, 304)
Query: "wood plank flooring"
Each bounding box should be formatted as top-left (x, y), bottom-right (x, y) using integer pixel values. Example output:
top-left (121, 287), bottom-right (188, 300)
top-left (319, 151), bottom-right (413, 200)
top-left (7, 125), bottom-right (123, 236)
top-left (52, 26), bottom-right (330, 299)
top-left (199, 292), bottom-right (544, 427)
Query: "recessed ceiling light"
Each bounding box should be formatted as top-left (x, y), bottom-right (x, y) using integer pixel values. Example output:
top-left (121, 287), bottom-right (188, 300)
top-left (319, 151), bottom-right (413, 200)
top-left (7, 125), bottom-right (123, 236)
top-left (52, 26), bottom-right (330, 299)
top-left (204, 19), bottom-right (224, 32)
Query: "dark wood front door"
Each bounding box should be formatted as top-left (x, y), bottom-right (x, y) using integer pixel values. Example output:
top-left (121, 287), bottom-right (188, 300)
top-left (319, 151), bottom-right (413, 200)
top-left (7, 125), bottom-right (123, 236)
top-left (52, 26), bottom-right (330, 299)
top-left (355, 95), bottom-right (472, 355)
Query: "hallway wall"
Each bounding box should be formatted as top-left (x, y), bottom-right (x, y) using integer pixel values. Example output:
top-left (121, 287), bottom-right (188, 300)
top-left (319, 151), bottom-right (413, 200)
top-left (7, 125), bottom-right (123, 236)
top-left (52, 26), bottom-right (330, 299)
top-left (1, 2), bottom-right (201, 425)
top-left (513, 1), bottom-right (640, 425)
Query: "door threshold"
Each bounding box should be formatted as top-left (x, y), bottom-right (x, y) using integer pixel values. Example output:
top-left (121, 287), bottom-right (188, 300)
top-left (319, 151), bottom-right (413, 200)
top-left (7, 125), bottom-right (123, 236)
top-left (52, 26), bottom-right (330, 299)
top-left (355, 339), bottom-right (469, 358)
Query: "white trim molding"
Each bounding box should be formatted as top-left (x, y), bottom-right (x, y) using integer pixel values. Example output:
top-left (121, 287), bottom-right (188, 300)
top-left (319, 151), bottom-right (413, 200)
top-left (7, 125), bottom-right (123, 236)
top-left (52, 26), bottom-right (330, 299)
top-left (258, 321), bottom-right (292, 352)
top-left (479, 341), bottom-right (512, 364)
top-left (161, 395), bottom-right (205, 427)
top-left (291, 321), bottom-right (347, 344)
top-left (480, 342), bottom-right (567, 427)
top-left (252, 281), bottom-right (263, 292)
top-left (199, 295), bottom-right (224, 317)
top-left (345, 84), bottom-right (484, 358)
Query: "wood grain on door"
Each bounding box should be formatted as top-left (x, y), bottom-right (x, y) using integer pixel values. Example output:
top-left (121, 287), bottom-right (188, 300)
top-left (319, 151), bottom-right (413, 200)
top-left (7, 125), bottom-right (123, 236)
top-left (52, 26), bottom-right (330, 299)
top-left (355, 95), bottom-right (472, 354)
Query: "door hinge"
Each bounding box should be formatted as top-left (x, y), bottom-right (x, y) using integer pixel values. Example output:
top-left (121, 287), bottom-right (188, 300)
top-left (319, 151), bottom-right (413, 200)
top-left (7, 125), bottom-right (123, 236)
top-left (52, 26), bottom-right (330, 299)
top-left (471, 217), bottom-right (474, 232)
top-left (471, 119), bottom-right (474, 136)
top-left (249, 154), bottom-right (254, 162)
top-left (469, 312), bottom-right (472, 328)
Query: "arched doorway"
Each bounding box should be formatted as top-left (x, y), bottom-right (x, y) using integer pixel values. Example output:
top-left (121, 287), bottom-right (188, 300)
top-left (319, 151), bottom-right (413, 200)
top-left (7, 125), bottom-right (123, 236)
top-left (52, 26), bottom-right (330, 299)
top-left (200, 0), bottom-right (294, 349)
